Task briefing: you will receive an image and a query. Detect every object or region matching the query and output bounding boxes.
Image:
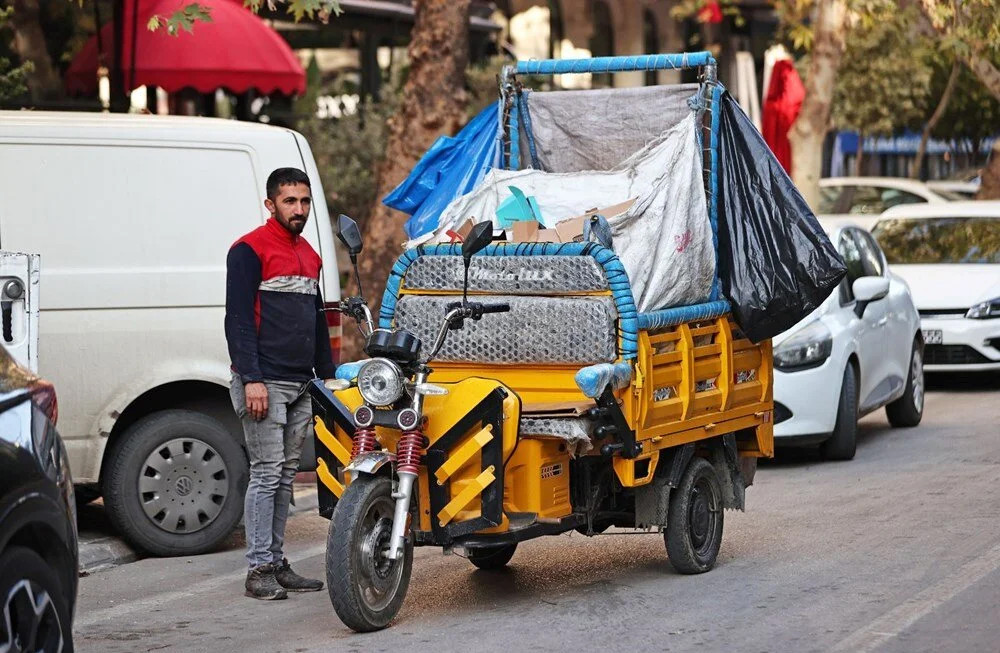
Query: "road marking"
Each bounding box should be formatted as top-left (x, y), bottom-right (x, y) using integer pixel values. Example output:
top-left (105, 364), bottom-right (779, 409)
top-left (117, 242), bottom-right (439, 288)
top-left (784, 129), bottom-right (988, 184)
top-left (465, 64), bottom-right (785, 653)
top-left (74, 543), bottom-right (327, 630)
top-left (831, 541), bottom-right (1000, 652)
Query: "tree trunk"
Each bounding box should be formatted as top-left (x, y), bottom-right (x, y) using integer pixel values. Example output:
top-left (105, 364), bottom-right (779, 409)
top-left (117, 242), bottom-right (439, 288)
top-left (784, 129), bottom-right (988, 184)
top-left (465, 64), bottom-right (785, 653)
top-left (978, 142), bottom-right (1000, 200)
top-left (853, 133), bottom-right (864, 176)
top-left (789, 0), bottom-right (847, 210)
top-left (345, 0), bottom-right (470, 359)
top-left (911, 58), bottom-right (960, 180)
top-left (9, 0), bottom-right (61, 101)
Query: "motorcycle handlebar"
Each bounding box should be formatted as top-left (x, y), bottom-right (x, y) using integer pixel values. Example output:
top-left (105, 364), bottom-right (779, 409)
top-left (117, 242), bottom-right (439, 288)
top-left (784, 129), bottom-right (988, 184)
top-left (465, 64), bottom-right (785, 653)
top-left (480, 303), bottom-right (511, 315)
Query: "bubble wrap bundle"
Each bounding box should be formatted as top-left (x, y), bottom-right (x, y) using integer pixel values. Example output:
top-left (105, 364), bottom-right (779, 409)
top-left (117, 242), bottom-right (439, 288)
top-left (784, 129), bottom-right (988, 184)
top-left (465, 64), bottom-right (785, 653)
top-left (519, 417), bottom-right (595, 457)
top-left (402, 255), bottom-right (611, 294)
top-left (394, 294), bottom-right (618, 365)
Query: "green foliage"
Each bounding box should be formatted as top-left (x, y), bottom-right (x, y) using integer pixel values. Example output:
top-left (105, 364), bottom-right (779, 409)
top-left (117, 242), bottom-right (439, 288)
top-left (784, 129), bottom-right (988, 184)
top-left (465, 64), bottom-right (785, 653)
top-left (930, 59), bottom-right (1000, 147)
top-left (147, 1), bottom-right (342, 34)
top-left (296, 83), bottom-right (398, 226)
top-left (831, 7), bottom-right (932, 137)
top-left (0, 6), bottom-right (31, 101)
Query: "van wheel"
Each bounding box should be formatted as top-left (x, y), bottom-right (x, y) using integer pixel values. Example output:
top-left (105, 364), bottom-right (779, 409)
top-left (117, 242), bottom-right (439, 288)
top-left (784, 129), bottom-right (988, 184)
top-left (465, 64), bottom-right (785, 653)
top-left (104, 409), bottom-right (249, 556)
top-left (821, 364), bottom-right (858, 461)
top-left (886, 339), bottom-right (924, 428)
top-left (665, 457), bottom-right (724, 574)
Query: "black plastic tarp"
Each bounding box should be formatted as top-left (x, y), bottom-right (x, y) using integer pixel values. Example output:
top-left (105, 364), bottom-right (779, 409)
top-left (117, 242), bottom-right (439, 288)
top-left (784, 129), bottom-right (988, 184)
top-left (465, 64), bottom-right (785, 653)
top-left (717, 91), bottom-right (847, 342)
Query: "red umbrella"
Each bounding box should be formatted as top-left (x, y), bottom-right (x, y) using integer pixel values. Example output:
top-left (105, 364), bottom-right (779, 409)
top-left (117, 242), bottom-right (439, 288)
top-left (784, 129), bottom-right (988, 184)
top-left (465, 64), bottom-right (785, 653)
top-left (65, 0), bottom-right (305, 96)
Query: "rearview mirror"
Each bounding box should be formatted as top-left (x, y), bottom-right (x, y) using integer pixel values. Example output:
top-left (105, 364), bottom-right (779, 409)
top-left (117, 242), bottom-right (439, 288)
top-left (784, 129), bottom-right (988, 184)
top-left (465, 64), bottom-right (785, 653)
top-left (337, 214), bottom-right (363, 258)
top-left (462, 221), bottom-right (493, 261)
top-left (852, 277), bottom-right (889, 318)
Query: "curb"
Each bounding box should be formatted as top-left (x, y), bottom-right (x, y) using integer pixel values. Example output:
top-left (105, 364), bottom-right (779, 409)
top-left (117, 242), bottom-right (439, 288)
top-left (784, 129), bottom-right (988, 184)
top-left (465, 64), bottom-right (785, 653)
top-left (78, 484), bottom-right (319, 575)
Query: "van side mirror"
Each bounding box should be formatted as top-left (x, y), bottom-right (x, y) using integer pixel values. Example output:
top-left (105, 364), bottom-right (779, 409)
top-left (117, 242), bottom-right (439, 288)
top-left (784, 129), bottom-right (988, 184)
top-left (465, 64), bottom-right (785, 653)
top-left (852, 277), bottom-right (889, 318)
top-left (337, 214), bottom-right (363, 259)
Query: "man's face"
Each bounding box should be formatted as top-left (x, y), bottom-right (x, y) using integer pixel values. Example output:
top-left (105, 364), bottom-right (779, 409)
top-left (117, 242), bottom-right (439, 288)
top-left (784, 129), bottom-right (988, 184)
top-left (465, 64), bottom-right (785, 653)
top-left (265, 182), bottom-right (312, 235)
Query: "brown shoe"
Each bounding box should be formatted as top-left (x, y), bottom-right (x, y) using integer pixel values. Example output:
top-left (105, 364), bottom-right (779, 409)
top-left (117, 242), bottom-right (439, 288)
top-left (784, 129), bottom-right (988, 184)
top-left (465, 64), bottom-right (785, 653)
top-left (274, 558), bottom-right (324, 592)
top-left (245, 563), bottom-right (288, 600)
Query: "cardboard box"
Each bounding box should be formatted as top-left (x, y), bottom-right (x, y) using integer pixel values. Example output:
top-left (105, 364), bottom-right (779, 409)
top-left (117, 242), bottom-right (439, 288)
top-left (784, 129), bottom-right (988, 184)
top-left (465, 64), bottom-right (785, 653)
top-left (511, 219), bottom-right (541, 242)
top-left (554, 197), bottom-right (638, 243)
top-left (444, 218), bottom-right (476, 242)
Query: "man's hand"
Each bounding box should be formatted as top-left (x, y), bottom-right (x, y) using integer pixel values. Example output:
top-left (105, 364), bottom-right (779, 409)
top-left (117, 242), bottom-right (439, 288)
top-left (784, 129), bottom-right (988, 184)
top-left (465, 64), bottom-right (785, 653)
top-left (244, 382), bottom-right (269, 421)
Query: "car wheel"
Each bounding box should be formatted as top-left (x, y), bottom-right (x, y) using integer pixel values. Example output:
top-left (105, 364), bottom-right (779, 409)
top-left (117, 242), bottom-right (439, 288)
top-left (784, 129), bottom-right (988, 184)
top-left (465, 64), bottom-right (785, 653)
top-left (886, 339), bottom-right (924, 428)
top-left (103, 409), bottom-right (249, 556)
top-left (0, 546), bottom-right (72, 653)
top-left (821, 364), bottom-right (858, 461)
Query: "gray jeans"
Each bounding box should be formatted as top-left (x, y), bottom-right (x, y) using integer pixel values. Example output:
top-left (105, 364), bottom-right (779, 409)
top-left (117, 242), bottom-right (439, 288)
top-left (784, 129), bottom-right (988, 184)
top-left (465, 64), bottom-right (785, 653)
top-left (229, 376), bottom-right (312, 569)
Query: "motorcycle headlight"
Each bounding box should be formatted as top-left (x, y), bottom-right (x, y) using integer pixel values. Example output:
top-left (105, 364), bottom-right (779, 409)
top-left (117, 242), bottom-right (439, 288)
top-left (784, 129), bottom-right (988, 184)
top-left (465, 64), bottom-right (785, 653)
top-left (774, 321), bottom-right (833, 371)
top-left (966, 297), bottom-right (1000, 319)
top-left (356, 358), bottom-right (405, 406)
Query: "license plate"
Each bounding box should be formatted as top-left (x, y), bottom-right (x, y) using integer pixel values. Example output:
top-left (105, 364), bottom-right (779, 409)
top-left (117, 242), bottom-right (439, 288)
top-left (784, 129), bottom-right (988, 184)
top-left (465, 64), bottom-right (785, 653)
top-left (922, 329), bottom-right (943, 344)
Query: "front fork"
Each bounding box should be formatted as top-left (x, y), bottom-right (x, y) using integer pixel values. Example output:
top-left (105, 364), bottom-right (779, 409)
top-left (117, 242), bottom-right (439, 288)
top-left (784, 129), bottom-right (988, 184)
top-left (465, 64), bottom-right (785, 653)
top-left (349, 372), bottom-right (429, 561)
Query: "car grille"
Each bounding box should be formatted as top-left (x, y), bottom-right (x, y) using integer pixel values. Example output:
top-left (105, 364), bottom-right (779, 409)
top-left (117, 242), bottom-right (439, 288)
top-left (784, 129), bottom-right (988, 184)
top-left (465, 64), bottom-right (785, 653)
top-left (918, 309), bottom-right (966, 319)
top-left (924, 344), bottom-right (991, 366)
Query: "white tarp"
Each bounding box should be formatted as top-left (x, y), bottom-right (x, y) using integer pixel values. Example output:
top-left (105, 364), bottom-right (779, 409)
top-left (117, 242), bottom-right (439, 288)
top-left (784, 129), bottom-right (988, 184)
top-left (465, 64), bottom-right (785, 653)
top-left (416, 113), bottom-right (714, 312)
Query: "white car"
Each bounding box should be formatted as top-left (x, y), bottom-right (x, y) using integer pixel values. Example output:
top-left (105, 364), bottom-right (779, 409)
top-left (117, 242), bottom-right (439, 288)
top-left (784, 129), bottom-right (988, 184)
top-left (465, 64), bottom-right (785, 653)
top-left (871, 201), bottom-right (1000, 372)
top-left (773, 224), bottom-right (924, 460)
top-left (818, 177), bottom-right (951, 231)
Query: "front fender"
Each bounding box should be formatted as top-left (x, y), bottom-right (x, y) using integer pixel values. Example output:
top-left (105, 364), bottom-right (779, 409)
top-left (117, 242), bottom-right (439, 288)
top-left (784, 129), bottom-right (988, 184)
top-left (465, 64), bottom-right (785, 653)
top-left (345, 451), bottom-right (395, 475)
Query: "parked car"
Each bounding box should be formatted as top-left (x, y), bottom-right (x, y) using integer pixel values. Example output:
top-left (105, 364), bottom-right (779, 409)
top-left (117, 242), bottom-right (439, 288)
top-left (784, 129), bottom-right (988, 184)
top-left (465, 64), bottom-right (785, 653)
top-left (773, 223), bottom-right (924, 459)
top-left (0, 344), bottom-right (77, 652)
top-left (925, 179), bottom-right (980, 200)
top-left (0, 111), bottom-right (341, 556)
top-left (818, 177), bottom-right (951, 230)
top-left (871, 201), bottom-right (1000, 372)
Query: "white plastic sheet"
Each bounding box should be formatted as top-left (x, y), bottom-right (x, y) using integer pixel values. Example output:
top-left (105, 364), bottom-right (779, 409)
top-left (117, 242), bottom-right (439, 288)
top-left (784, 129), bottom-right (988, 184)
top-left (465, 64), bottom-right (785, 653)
top-left (417, 113), bottom-right (714, 312)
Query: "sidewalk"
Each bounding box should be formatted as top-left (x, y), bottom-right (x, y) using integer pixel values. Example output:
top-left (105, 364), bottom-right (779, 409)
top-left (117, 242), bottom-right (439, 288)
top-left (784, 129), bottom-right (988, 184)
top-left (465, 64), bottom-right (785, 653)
top-left (78, 474), bottom-right (319, 574)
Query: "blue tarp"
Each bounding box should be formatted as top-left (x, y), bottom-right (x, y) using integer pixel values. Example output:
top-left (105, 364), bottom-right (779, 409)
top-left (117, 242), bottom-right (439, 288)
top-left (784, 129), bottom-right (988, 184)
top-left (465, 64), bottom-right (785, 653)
top-left (383, 101), bottom-right (500, 239)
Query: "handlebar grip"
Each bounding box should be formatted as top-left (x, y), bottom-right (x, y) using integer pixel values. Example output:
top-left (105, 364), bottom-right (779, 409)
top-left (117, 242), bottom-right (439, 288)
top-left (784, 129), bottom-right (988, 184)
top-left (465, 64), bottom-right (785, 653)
top-left (481, 303), bottom-right (511, 314)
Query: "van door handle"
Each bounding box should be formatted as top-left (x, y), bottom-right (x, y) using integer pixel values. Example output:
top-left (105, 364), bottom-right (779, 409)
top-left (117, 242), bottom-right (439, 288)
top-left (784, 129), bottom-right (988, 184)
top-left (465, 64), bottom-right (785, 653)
top-left (1, 301), bottom-right (11, 343)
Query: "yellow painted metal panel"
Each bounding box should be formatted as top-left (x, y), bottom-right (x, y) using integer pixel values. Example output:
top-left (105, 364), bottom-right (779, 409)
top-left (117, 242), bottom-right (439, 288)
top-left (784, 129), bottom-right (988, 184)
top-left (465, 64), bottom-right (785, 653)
top-left (314, 416), bottom-right (352, 467)
top-left (316, 458), bottom-right (344, 498)
top-left (437, 466), bottom-right (496, 526)
top-left (433, 426), bottom-right (494, 486)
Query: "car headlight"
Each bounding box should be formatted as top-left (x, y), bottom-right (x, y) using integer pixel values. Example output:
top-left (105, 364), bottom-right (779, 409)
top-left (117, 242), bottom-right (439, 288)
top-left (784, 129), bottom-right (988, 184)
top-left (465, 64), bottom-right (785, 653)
top-left (966, 297), bottom-right (1000, 319)
top-left (774, 321), bottom-right (833, 371)
top-left (356, 358), bottom-right (405, 406)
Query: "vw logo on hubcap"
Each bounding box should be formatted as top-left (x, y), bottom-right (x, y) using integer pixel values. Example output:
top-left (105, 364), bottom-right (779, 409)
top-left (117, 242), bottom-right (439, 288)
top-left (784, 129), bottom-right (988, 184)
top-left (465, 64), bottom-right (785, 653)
top-left (175, 475), bottom-right (194, 497)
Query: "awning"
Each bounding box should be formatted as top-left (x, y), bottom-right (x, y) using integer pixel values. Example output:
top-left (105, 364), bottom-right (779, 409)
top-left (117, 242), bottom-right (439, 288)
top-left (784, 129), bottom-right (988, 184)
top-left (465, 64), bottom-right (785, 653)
top-left (65, 0), bottom-right (305, 96)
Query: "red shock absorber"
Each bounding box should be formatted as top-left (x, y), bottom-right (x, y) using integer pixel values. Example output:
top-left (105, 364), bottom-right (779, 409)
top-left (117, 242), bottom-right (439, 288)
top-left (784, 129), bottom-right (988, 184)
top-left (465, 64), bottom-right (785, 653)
top-left (395, 429), bottom-right (425, 475)
top-left (351, 426), bottom-right (377, 458)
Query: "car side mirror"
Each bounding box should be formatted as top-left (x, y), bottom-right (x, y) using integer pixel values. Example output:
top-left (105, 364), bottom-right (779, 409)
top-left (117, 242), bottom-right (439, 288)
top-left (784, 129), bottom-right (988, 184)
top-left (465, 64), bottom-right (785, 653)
top-left (852, 276), bottom-right (890, 318)
top-left (337, 214), bottom-right (363, 258)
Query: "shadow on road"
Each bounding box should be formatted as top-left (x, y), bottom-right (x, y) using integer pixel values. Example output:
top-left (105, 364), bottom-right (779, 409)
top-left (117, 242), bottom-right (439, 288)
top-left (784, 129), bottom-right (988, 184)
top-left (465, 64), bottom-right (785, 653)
top-left (926, 371), bottom-right (1000, 392)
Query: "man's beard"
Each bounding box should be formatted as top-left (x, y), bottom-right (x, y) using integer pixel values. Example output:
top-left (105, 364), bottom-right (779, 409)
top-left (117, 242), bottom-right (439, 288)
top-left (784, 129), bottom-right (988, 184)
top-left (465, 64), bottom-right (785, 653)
top-left (281, 214), bottom-right (307, 234)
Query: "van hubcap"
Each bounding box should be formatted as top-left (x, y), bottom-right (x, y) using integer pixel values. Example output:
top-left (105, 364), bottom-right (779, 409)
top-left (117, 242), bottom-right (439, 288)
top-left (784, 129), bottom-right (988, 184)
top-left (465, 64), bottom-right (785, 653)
top-left (138, 438), bottom-right (229, 534)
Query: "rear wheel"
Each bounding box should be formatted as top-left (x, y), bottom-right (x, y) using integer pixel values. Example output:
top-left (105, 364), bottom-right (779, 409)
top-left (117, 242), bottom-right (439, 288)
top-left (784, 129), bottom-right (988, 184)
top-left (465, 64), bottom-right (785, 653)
top-left (103, 409), bottom-right (248, 556)
top-left (821, 364), bottom-right (858, 461)
top-left (665, 457), bottom-right (724, 574)
top-left (467, 543), bottom-right (517, 570)
top-left (327, 475), bottom-right (412, 632)
top-left (886, 340), bottom-right (924, 428)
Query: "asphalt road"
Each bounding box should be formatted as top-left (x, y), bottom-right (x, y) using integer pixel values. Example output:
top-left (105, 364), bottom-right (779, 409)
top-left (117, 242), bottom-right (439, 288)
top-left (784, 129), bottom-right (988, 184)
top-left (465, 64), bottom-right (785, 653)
top-left (73, 374), bottom-right (1000, 653)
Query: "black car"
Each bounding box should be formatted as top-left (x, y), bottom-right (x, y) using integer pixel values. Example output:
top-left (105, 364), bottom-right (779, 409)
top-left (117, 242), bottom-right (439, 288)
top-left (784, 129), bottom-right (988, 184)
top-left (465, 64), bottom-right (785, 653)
top-left (0, 345), bottom-right (77, 652)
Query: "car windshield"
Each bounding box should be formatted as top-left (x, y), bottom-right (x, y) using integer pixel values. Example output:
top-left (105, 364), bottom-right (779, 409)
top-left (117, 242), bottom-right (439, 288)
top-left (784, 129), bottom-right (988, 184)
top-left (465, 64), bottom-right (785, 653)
top-left (872, 217), bottom-right (1000, 264)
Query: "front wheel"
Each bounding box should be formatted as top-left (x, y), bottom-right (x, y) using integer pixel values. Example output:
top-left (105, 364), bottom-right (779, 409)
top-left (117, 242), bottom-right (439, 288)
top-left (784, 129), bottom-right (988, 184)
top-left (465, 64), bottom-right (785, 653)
top-left (886, 339), bottom-right (924, 428)
top-left (665, 457), bottom-right (724, 574)
top-left (821, 364), bottom-right (858, 461)
top-left (327, 475), bottom-right (412, 632)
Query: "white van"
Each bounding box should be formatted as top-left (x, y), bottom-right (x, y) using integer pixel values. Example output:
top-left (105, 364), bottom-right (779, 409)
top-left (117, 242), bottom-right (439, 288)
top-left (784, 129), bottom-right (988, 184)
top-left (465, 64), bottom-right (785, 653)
top-left (0, 111), bottom-right (341, 555)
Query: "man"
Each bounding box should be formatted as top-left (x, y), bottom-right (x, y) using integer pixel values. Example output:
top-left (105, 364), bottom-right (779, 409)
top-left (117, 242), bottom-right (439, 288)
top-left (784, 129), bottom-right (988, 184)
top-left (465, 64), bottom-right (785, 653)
top-left (225, 167), bottom-right (336, 600)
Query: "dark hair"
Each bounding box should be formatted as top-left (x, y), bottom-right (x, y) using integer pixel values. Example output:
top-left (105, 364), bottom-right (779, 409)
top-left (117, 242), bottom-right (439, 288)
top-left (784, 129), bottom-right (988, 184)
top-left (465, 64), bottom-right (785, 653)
top-left (266, 167), bottom-right (311, 199)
